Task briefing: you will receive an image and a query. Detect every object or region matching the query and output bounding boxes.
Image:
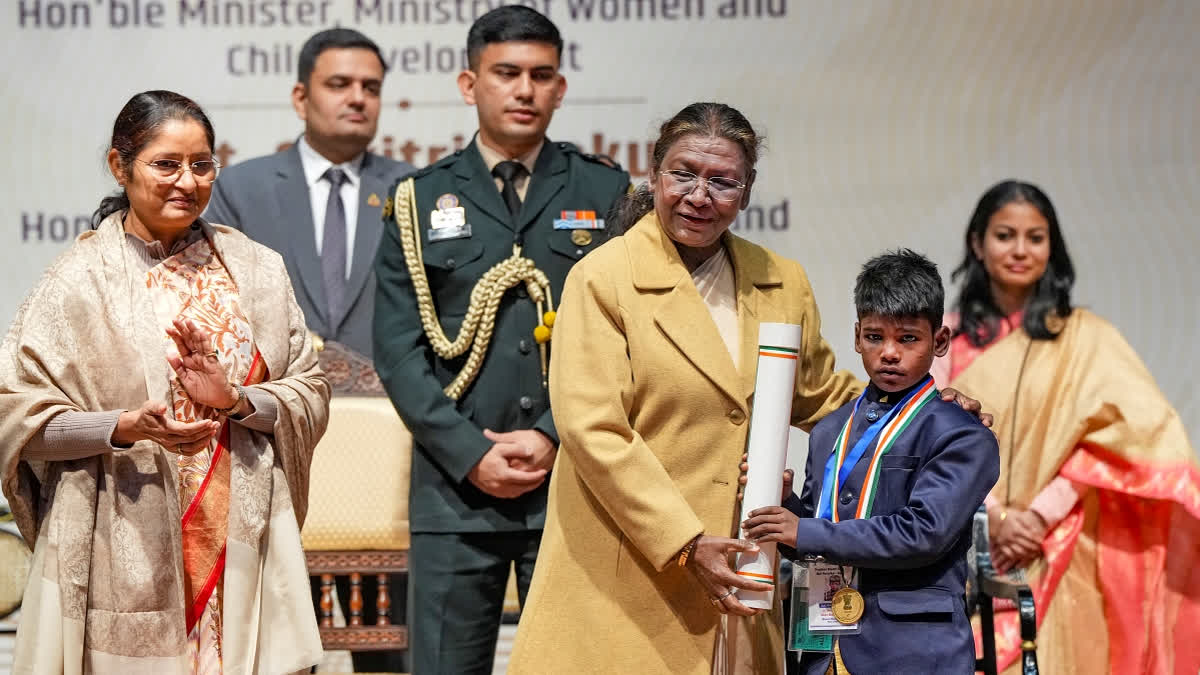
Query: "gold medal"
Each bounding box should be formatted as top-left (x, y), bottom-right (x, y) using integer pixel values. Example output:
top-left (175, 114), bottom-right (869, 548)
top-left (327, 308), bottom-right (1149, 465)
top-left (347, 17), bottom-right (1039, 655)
top-left (831, 587), bottom-right (864, 625)
top-left (571, 229), bottom-right (593, 246)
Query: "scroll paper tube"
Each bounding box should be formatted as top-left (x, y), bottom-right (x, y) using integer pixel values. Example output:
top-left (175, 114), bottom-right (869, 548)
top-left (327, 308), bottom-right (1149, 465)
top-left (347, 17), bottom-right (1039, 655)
top-left (734, 322), bottom-right (803, 609)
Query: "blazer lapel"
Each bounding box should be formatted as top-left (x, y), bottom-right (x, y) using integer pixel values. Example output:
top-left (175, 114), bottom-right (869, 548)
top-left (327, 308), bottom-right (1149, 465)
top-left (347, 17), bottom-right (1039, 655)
top-left (726, 234), bottom-right (786, 402)
top-left (630, 218), bottom-right (747, 410)
top-left (455, 141), bottom-right (514, 231)
top-left (516, 141), bottom-right (568, 236)
top-left (335, 152), bottom-right (388, 332)
top-left (274, 145), bottom-right (327, 330)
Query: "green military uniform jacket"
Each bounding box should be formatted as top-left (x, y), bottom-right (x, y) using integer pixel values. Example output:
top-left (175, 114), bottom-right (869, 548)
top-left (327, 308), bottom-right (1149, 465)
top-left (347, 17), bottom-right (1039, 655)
top-left (374, 138), bottom-right (630, 533)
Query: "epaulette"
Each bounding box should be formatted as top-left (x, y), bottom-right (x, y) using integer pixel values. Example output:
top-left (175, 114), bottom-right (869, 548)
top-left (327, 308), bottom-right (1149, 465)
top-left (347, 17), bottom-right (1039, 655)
top-left (555, 141), bottom-right (626, 173)
top-left (411, 150), bottom-right (464, 180)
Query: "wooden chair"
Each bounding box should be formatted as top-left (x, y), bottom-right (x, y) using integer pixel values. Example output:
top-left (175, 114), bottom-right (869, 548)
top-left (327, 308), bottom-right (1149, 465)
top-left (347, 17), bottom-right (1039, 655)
top-left (302, 339), bottom-right (411, 659)
top-left (969, 506), bottom-right (1039, 675)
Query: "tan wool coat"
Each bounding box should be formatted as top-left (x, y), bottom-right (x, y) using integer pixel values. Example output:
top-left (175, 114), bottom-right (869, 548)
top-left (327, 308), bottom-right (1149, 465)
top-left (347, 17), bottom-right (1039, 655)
top-left (508, 215), bottom-right (862, 674)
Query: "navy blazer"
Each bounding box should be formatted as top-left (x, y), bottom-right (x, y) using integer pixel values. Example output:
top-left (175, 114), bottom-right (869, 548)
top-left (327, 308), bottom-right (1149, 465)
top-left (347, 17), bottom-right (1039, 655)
top-left (204, 145), bottom-right (413, 358)
top-left (785, 381), bottom-right (999, 675)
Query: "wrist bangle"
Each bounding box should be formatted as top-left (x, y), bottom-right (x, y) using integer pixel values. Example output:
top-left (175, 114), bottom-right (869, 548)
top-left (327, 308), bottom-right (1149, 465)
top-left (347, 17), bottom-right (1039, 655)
top-left (678, 534), bottom-right (700, 568)
top-left (215, 384), bottom-right (245, 416)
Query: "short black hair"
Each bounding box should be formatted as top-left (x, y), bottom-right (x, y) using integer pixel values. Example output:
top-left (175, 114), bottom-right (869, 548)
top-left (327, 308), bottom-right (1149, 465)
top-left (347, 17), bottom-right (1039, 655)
top-left (854, 249), bottom-right (945, 330)
top-left (466, 6), bottom-right (563, 70)
top-left (297, 28), bottom-right (387, 85)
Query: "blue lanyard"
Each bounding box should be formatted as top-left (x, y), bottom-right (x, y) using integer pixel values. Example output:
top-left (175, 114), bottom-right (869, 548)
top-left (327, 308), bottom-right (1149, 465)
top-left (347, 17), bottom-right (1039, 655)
top-left (815, 379), bottom-right (930, 520)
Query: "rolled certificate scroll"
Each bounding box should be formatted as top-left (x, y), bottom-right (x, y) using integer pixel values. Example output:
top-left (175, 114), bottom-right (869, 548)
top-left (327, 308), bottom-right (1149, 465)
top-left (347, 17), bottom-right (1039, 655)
top-left (735, 322), bottom-right (803, 609)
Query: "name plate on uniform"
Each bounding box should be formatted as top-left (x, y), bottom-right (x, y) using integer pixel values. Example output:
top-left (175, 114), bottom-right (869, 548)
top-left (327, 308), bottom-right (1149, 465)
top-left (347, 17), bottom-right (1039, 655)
top-left (429, 206), bottom-right (471, 241)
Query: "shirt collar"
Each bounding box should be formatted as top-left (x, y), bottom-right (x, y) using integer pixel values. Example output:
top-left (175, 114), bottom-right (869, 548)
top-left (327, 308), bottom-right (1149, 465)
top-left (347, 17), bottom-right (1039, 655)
top-left (864, 376), bottom-right (928, 405)
top-left (297, 135), bottom-right (364, 188)
top-left (476, 136), bottom-right (543, 177)
top-left (123, 220), bottom-right (206, 260)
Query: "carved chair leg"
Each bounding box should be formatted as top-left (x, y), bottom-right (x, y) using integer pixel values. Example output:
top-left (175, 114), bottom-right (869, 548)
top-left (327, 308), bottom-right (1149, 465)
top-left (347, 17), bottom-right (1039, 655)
top-left (349, 572), bottom-right (363, 626)
top-left (319, 574), bottom-right (334, 628)
top-left (376, 572), bottom-right (391, 626)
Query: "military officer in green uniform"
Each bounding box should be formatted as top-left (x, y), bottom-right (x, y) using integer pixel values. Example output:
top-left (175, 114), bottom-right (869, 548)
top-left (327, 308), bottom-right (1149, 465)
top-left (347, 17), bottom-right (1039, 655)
top-left (372, 6), bottom-right (630, 674)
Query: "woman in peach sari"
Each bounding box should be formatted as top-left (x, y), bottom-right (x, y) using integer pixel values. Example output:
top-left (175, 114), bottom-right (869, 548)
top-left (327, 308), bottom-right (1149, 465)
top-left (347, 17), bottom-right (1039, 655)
top-left (0, 91), bottom-right (328, 674)
top-left (932, 180), bottom-right (1200, 674)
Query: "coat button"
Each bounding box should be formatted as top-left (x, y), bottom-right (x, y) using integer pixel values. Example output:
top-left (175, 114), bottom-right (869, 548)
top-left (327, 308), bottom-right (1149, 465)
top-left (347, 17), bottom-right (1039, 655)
top-left (445, 257), bottom-right (456, 269)
top-left (840, 493), bottom-right (853, 505)
top-left (519, 339), bottom-right (532, 354)
top-left (575, 248), bottom-right (585, 256)
top-left (727, 409), bottom-right (746, 425)
top-left (520, 396), bottom-right (533, 411)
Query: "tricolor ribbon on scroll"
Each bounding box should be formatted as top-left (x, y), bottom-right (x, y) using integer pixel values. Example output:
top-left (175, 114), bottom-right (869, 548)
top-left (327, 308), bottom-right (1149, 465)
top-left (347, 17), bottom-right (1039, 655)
top-left (735, 322), bottom-right (803, 610)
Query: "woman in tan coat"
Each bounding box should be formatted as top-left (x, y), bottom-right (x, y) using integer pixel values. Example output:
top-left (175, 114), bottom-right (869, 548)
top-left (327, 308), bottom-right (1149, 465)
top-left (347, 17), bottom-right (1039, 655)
top-left (507, 103), bottom-right (861, 674)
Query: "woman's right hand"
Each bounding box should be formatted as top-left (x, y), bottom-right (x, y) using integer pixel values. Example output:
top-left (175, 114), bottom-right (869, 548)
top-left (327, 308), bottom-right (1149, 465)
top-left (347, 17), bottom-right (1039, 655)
top-left (111, 401), bottom-right (220, 455)
top-left (685, 535), bottom-right (773, 616)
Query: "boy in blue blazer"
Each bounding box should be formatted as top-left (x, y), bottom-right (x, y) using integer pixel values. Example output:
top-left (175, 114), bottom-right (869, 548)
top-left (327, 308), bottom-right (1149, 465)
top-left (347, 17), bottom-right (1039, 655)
top-left (743, 249), bottom-right (999, 674)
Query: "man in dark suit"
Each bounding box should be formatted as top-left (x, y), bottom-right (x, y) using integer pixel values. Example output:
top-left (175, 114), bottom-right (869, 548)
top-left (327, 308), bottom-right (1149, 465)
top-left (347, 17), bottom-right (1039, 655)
top-left (743, 250), bottom-right (1000, 675)
top-left (205, 28), bottom-right (413, 672)
top-left (373, 7), bottom-right (629, 674)
top-left (206, 28), bottom-right (413, 360)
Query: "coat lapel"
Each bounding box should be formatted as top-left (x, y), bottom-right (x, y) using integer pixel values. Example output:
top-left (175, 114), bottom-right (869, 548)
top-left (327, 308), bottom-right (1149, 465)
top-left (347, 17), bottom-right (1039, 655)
top-left (455, 141), bottom-right (514, 230)
top-left (630, 217), bottom-right (747, 410)
top-left (726, 234), bottom-right (785, 402)
top-left (335, 152), bottom-right (388, 333)
top-left (274, 146), bottom-right (326, 330)
top-left (517, 142), bottom-right (568, 236)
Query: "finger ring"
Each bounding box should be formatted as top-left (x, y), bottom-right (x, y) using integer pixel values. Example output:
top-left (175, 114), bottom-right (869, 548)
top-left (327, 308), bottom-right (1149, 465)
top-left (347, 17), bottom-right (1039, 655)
top-left (719, 589), bottom-right (735, 601)
top-left (206, 350), bottom-right (218, 358)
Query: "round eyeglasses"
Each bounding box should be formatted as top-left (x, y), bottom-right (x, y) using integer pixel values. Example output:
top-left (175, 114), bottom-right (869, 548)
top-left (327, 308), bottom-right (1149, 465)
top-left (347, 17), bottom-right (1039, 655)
top-left (135, 157), bottom-right (221, 185)
top-left (659, 170), bottom-right (746, 203)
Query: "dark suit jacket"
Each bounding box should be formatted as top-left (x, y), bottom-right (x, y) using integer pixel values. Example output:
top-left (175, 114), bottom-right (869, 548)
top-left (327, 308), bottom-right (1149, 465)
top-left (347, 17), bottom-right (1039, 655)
top-left (204, 144), bottom-right (413, 358)
top-left (785, 381), bottom-right (999, 675)
top-left (374, 139), bottom-right (629, 534)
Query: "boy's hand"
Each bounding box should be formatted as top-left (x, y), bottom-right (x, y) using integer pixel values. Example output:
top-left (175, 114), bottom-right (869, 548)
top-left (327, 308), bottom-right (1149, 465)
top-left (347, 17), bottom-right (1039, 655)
top-left (742, 506), bottom-right (799, 548)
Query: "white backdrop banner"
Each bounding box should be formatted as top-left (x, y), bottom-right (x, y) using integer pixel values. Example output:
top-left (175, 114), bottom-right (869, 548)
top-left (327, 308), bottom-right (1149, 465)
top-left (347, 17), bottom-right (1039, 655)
top-left (1, 0), bottom-right (1196, 452)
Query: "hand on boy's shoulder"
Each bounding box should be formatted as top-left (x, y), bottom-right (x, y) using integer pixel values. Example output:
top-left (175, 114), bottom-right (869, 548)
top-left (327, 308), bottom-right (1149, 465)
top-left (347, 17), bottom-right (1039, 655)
top-left (939, 387), bottom-right (994, 428)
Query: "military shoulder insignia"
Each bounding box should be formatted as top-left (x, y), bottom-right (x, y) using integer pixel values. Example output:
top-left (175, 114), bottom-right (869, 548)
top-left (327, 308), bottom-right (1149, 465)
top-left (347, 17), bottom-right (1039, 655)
top-left (381, 194), bottom-right (393, 220)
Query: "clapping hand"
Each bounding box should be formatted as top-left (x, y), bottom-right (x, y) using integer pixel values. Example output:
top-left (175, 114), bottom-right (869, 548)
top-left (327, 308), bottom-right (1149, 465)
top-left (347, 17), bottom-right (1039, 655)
top-left (112, 400), bottom-right (220, 455)
top-left (165, 318), bottom-right (238, 411)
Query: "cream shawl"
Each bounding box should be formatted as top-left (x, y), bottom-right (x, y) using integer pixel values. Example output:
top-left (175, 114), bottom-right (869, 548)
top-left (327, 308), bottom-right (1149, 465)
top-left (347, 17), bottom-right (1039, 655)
top-left (0, 214), bottom-right (329, 674)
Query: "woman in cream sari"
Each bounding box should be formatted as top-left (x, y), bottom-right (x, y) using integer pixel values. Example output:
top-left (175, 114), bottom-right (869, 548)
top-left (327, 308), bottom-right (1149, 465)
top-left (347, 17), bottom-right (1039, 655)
top-left (0, 90), bottom-right (329, 674)
top-left (932, 180), bottom-right (1200, 674)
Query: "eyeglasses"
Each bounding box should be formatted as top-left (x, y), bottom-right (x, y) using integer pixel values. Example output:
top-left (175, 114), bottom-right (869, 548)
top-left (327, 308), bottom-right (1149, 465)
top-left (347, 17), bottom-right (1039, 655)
top-left (658, 170), bottom-right (746, 203)
top-left (135, 157), bottom-right (221, 184)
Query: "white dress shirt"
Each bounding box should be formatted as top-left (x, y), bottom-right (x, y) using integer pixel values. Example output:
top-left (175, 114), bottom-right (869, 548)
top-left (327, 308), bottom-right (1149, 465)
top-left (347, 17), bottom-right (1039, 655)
top-left (297, 136), bottom-right (364, 278)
